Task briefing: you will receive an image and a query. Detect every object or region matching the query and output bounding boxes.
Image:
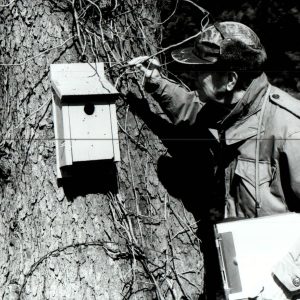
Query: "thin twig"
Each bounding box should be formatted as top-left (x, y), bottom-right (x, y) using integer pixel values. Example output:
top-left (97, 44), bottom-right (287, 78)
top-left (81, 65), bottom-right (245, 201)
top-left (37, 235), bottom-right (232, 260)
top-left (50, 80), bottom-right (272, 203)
top-left (0, 36), bottom-right (75, 66)
top-left (156, 0), bottom-right (179, 25)
top-left (72, 1), bottom-right (85, 52)
top-left (14, 98), bottom-right (51, 130)
top-left (178, 273), bottom-right (202, 293)
top-left (0, 0), bottom-right (14, 7)
top-left (118, 121), bottom-right (155, 158)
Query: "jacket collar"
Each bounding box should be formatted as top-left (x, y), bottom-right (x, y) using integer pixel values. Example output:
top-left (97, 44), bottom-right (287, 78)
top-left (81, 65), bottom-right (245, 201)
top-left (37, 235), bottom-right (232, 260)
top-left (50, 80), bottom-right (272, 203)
top-left (224, 113), bottom-right (260, 145)
top-left (220, 73), bottom-right (270, 145)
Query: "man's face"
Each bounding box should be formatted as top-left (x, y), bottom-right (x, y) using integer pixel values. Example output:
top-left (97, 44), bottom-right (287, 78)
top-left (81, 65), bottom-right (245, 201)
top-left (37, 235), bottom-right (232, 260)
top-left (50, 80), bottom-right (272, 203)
top-left (195, 71), bottom-right (231, 105)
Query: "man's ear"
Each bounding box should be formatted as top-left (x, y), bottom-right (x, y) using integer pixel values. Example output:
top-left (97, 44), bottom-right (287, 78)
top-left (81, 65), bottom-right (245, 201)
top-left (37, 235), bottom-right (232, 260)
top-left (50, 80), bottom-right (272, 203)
top-left (226, 71), bottom-right (238, 91)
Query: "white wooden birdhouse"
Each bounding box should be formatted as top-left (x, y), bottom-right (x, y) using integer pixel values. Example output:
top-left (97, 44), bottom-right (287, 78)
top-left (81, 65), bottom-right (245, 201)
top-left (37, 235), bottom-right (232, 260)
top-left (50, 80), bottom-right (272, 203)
top-left (50, 63), bottom-right (120, 178)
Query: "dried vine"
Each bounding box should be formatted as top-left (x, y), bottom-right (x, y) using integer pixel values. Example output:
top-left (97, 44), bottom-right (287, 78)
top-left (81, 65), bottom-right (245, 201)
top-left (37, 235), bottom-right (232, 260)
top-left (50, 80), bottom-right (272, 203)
top-left (107, 192), bottom-right (203, 299)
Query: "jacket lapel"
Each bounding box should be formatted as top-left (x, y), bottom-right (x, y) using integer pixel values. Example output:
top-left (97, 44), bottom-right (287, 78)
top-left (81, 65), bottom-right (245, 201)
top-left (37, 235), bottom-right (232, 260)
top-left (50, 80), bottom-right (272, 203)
top-left (221, 73), bottom-right (270, 145)
top-left (225, 113), bottom-right (263, 145)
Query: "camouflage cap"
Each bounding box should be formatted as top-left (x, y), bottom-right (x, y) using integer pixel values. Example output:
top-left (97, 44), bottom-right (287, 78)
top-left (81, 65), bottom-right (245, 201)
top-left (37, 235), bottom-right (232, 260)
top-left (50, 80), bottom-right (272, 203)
top-left (171, 21), bottom-right (266, 69)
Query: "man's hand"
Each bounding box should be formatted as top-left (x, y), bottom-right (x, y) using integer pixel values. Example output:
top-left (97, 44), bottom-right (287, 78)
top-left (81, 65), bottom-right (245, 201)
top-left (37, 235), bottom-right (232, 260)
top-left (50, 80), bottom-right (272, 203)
top-left (252, 274), bottom-right (292, 300)
top-left (128, 56), bottom-right (161, 81)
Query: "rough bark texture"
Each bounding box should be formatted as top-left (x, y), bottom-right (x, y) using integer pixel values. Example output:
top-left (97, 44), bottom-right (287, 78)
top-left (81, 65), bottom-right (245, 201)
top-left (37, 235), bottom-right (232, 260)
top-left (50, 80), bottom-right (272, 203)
top-left (0, 0), bottom-right (204, 299)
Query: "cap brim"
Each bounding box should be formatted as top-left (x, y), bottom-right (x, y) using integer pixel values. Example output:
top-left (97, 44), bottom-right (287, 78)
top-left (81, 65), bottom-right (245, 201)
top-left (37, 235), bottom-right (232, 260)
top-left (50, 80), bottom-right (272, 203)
top-left (171, 47), bottom-right (216, 65)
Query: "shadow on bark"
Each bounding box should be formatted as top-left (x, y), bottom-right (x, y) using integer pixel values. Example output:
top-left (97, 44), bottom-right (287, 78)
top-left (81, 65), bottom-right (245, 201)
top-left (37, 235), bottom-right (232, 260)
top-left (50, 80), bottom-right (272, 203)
top-left (125, 92), bottom-right (224, 218)
top-left (126, 91), bottom-right (225, 299)
top-left (58, 161), bottom-right (119, 200)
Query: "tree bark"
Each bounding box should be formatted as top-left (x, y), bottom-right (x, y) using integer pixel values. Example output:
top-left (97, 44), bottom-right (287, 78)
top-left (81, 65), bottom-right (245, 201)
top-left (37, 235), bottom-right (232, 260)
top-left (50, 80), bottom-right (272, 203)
top-left (0, 0), bottom-right (204, 299)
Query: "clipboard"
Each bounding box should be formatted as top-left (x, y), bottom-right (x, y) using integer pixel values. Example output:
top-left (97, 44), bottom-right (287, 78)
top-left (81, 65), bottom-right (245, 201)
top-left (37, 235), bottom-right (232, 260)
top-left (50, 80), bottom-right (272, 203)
top-left (214, 212), bottom-right (300, 300)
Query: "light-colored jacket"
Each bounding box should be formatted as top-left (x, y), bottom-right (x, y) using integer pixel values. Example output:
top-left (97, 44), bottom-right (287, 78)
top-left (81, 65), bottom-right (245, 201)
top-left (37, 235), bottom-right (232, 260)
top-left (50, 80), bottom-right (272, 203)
top-left (147, 73), bottom-right (300, 296)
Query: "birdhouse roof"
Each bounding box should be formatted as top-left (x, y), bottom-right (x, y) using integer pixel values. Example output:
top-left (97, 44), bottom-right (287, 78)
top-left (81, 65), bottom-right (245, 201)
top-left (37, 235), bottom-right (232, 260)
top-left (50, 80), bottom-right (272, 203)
top-left (50, 63), bottom-right (119, 101)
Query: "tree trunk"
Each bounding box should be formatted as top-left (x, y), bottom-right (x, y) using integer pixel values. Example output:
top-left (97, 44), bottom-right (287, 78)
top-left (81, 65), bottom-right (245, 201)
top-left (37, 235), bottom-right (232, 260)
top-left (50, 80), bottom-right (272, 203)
top-left (0, 0), bottom-right (203, 299)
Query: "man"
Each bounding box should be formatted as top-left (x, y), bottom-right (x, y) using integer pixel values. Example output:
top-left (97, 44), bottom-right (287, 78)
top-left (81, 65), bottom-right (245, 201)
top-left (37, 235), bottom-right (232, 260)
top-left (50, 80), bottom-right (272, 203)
top-left (129, 21), bottom-right (300, 299)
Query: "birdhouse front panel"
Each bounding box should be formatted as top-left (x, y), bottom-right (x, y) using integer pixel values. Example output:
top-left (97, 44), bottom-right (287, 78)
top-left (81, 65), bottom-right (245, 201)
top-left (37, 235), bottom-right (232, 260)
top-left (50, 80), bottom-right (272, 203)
top-left (68, 102), bottom-right (115, 162)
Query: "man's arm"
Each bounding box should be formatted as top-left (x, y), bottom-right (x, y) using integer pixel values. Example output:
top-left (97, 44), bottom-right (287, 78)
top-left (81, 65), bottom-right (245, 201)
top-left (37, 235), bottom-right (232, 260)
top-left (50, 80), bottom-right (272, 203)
top-left (128, 56), bottom-right (205, 126)
top-left (147, 76), bottom-right (204, 126)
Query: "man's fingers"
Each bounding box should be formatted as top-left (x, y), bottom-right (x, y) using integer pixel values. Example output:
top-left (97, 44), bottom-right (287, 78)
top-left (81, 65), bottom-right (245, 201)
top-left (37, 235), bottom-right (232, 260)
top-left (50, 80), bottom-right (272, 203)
top-left (137, 64), bottom-right (150, 74)
top-left (128, 56), bottom-right (149, 66)
top-left (137, 64), bottom-right (159, 78)
top-left (144, 58), bottom-right (161, 69)
top-left (128, 56), bottom-right (161, 70)
top-left (128, 56), bottom-right (161, 81)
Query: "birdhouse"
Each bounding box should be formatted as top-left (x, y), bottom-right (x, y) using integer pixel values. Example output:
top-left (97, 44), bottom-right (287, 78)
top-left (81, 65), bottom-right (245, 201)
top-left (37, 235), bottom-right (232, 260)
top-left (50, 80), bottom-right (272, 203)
top-left (50, 63), bottom-right (120, 178)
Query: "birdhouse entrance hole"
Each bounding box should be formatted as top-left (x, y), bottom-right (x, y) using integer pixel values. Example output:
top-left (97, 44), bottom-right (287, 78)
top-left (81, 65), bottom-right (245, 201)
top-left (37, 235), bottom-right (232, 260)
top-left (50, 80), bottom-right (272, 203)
top-left (84, 103), bottom-right (95, 115)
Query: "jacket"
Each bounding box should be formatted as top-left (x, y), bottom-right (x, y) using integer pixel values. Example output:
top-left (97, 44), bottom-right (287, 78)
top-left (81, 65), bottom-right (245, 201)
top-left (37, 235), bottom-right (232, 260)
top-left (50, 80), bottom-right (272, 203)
top-left (147, 73), bottom-right (300, 296)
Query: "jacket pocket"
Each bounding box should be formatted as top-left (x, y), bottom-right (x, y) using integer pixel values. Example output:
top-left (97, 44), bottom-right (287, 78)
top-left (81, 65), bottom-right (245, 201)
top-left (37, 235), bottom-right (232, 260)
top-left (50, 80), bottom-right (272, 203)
top-left (234, 158), bottom-right (273, 187)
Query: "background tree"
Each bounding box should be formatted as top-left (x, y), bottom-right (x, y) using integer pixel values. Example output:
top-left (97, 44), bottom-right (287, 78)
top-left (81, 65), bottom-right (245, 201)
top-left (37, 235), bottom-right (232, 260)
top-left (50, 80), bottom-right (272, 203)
top-left (0, 0), bottom-right (204, 299)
